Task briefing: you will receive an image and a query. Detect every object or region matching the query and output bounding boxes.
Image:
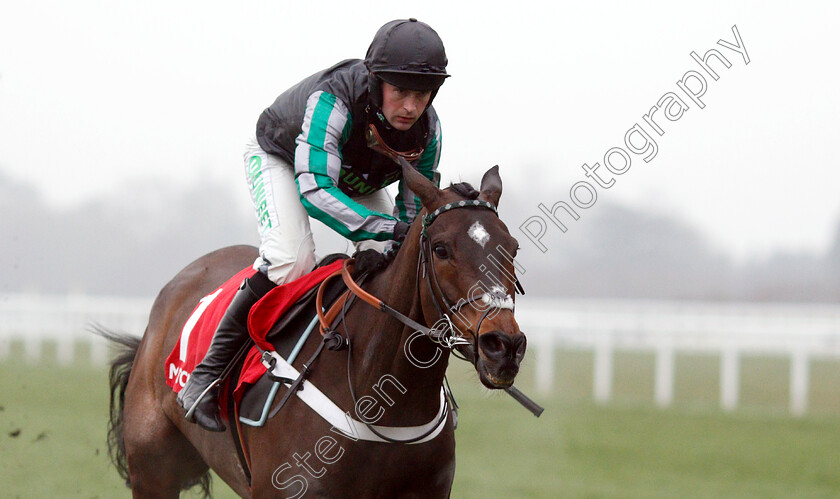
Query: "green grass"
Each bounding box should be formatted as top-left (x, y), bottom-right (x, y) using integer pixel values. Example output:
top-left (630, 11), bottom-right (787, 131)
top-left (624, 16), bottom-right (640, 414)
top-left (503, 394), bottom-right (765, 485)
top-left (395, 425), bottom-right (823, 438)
top-left (1, 343), bottom-right (839, 497)
top-left (0, 355), bottom-right (127, 497)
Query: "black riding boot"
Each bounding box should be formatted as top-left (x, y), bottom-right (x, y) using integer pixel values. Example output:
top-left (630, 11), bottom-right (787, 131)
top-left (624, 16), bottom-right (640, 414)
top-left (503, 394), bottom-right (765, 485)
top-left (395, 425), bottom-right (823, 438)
top-left (176, 271), bottom-right (275, 431)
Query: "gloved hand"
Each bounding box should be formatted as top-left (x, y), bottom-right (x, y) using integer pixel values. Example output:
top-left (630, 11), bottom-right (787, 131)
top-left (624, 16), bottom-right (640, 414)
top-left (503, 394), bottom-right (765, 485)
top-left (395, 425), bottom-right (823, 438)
top-left (393, 221), bottom-right (410, 242)
top-left (353, 249), bottom-right (391, 278)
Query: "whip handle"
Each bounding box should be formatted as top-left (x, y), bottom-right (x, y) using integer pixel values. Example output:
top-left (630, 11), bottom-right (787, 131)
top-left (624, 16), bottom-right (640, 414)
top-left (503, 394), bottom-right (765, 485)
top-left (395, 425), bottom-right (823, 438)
top-left (504, 386), bottom-right (544, 417)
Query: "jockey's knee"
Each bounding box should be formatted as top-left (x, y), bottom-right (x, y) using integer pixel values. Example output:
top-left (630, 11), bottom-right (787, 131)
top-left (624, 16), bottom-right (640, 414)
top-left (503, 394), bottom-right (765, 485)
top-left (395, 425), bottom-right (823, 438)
top-left (259, 231), bottom-right (316, 285)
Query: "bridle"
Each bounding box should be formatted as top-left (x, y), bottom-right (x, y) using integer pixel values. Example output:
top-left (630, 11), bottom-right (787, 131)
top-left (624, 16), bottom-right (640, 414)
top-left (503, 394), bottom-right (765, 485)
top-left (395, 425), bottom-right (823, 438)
top-left (408, 198), bottom-right (540, 418)
top-left (416, 199), bottom-right (522, 358)
top-left (317, 196), bottom-right (521, 359)
top-left (307, 194), bottom-right (536, 442)
top-left (256, 173), bottom-right (541, 452)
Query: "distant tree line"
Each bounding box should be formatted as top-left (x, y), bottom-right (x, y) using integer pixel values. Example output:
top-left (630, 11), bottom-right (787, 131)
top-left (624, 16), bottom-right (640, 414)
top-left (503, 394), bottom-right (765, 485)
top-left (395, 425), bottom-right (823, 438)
top-left (1, 172), bottom-right (838, 302)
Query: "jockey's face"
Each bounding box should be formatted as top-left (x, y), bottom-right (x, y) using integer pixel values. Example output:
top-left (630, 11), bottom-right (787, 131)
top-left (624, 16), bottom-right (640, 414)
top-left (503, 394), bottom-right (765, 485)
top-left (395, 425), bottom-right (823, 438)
top-left (381, 82), bottom-right (432, 131)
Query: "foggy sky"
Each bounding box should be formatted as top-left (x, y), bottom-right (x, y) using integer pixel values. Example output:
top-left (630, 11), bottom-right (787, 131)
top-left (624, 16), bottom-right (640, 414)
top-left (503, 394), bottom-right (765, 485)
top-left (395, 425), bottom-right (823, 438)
top-left (2, 171), bottom-right (838, 300)
top-left (2, 1), bottom-right (840, 289)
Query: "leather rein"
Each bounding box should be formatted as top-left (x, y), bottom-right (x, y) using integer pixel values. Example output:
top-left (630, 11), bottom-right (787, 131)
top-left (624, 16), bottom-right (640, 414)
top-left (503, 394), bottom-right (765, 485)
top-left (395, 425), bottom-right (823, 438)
top-left (316, 198), bottom-right (508, 355)
top-left (309, 198), bottom-right (508, 443)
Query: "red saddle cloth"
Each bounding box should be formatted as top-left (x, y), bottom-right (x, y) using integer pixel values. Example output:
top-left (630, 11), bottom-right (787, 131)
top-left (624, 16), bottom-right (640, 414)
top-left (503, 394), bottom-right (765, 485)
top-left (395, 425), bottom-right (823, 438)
top-left (164, 260), bottom-right (343, 405)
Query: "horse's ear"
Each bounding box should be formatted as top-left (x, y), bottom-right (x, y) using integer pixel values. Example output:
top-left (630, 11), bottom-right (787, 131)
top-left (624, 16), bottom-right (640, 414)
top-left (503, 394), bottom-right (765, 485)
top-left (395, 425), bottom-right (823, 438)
top-left (399, 158), bottom-right (441, 208)
top-left (479, 165), bottom-right (502, 208)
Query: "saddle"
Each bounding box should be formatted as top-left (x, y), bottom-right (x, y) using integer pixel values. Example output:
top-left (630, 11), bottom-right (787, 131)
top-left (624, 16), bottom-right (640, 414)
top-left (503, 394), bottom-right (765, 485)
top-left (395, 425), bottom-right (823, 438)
top-left (164, 255), bottom-right (349, 423)
top-left (236, 261), bottom-right (348, 425)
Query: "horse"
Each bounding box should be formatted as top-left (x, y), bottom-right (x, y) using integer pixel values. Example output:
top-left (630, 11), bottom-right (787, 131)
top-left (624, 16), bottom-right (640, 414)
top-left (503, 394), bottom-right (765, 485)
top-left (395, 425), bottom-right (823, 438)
top-left (101, 160), bottom-right (527, 498)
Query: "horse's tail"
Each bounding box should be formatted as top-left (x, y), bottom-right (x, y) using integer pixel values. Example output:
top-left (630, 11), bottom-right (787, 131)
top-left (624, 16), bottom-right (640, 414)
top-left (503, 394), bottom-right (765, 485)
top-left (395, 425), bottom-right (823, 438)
top-left (92, 325), bottom-right (141, 486)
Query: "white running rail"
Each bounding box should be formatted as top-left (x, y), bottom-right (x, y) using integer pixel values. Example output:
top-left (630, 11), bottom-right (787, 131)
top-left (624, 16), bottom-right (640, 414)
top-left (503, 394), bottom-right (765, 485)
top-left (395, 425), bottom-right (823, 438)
top-left (3, 294), bottom-right (840, 416)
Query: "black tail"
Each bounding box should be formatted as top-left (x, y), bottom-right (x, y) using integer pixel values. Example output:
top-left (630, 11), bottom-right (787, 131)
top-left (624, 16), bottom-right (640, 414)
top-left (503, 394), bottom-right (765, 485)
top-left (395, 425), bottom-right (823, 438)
top-left (93, 325), bottom-right (213, 498)
top-left (92, 326), bottom-right (141, 487)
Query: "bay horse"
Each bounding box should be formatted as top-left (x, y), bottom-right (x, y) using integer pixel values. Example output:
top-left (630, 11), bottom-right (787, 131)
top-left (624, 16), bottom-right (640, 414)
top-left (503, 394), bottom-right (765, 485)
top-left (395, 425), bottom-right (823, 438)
top-left (102, 161), bottom-right (527, 497)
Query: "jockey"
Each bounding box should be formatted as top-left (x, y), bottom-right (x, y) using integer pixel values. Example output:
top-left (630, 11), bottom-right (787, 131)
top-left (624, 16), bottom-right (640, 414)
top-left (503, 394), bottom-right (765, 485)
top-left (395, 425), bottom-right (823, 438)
top-left (177, 18), bottom-right (449, 431)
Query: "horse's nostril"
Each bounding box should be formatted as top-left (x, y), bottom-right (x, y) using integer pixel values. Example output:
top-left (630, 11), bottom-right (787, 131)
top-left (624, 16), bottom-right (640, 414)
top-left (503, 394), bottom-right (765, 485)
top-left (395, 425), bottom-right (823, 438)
top-left (479, 331), bottom-right (527, 364)
top-left (514, 334), bottom-right (527, 361)
top-left (478, 331), bottom-right (505, 358)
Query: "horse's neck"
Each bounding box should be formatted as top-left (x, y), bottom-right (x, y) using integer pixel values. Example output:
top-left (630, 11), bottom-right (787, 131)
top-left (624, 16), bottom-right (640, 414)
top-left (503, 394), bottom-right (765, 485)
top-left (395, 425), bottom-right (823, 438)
top-left (347, 241), bottom-right (449, 423)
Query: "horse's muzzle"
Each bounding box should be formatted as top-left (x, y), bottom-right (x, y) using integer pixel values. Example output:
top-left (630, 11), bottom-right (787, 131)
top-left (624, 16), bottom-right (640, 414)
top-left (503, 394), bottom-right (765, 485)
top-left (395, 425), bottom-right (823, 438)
top-left (476, 330), bottom-right (527, 388)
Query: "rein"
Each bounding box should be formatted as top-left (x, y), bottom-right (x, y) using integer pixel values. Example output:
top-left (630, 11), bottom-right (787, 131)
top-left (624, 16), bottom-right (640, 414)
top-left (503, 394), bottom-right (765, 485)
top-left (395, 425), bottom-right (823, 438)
top-left (316, 198), bottom-right (507, 349)
top-left (311, 196), bottom-right (543, 425)
top-left (302, 199), bottom-right (511, 443)
top-left (308, 259), bottom-right (453, 443)
top-left (316, 259), bottom-right (445, 342)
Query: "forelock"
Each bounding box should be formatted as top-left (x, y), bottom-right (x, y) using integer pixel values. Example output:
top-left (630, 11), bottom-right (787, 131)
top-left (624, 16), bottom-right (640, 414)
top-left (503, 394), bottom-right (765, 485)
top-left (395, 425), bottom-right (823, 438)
top-left (448, 182), bottom-right (480, 200)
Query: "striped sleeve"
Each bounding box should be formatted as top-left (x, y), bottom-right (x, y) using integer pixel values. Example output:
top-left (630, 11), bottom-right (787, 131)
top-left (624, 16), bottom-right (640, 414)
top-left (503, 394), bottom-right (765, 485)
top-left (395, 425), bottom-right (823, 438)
top-left (294, 91), bottom-right (398, 241)
top-left (394, 116), bottom-right (442, 223)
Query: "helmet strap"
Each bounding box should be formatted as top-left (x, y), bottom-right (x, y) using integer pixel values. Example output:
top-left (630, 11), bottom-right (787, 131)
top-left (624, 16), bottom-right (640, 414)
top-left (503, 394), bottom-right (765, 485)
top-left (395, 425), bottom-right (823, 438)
top-left (365, 124), bottom-right (424, 165)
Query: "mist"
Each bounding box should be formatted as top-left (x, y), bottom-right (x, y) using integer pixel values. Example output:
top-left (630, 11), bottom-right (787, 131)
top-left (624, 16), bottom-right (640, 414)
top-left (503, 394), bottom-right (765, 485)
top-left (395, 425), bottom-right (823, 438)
top-left (2, 172), bottom-right (838, 301)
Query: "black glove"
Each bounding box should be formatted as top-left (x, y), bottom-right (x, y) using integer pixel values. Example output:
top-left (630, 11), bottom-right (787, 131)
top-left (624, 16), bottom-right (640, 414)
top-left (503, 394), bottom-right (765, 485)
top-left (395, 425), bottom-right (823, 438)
top-left (393, 221), bottom-right (410, 242)
top-left (353, 249), bottom-right (390, 278)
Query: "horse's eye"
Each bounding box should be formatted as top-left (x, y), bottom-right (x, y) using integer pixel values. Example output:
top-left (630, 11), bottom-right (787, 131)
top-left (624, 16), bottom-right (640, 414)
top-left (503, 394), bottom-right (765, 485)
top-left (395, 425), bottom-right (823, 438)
top-left (433, 244), bottom-right (449, 259)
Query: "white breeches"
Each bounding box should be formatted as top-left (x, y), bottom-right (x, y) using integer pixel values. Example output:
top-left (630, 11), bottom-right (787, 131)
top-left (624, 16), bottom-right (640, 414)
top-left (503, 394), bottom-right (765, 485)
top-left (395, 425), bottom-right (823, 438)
top-left (243, 136), bottom-right (393, 285)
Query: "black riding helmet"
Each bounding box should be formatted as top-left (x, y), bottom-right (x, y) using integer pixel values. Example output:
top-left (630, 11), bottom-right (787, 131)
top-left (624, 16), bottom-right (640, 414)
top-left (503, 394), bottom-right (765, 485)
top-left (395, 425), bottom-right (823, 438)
top-left (365, 18), bottom-right (450, 109)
